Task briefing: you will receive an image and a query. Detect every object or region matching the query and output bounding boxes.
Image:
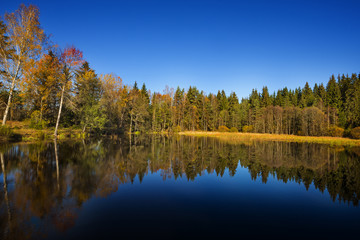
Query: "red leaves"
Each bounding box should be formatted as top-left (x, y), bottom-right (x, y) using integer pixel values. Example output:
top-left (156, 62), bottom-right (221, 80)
top-left (61, 46), bottom-right (83, 68)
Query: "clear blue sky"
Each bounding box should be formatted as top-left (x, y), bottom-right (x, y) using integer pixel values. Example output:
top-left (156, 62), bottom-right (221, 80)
top-left (1, 0), bottom-right (359, 98)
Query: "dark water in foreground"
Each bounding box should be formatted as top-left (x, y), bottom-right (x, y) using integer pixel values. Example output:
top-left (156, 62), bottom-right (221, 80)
top-left (1, 136), bottom-right (360, 239)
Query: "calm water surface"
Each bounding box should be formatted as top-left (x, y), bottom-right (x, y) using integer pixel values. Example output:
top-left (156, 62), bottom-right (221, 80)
top-left (1, 136), bottom-right (360, 239)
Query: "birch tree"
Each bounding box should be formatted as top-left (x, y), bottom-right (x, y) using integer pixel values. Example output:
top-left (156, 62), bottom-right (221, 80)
top-left (0, 4), bottom-right (45, 125)
top-left (54, 46), bottom-right (83, 137)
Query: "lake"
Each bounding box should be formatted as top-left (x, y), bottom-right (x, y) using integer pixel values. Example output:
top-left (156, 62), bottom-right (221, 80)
top-left (1, 136), bottom-right (360, 239)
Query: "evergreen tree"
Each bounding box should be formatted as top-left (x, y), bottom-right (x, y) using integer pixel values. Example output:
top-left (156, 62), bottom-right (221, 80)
top-left (326, 75), bottom-right (341, 125)
top-left (300, 82), bottom-right (314, 107)
top-left (74, 62), bottom-right (105, 132)
top-left (228, 92), bottom-right (239, 128)
top-left (314, 83), bottom-right (326, 110)
top-left (140, 83), bottom-right (150, 105)
top-left (261, 86), bottom-right (272, 107)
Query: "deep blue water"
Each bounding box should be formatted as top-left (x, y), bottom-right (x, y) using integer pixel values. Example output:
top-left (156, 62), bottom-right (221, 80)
top-left (1, 137), bottom-right (360, 239)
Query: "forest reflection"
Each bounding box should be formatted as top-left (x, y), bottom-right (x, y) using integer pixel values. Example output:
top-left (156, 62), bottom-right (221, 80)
top-left (1, 136), bottom-right (360, 239)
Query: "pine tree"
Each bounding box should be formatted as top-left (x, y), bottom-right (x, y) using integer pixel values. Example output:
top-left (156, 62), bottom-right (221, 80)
top-left (141, 83), bottom-right (150, 105)
top-left (261, 86), bottom-right (272, 107)
top-left (326, 75), bottom-right (341, 125)
top-left (74, 62), bottom-right (104, 132)
top-left (314, 83), bottom-right (326, 110)
top-left (300, 82), bottom-right (314, 107)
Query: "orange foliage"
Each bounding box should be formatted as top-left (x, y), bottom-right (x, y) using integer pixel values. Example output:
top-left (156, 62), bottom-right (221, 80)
top-left (61, 46), bottom-right (84, 67)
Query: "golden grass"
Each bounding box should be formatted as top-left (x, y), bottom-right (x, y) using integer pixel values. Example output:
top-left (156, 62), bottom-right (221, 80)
top-left (178, 131), bottom-right (360, 147)
top-left (0, 121), bottom-right (85, 142)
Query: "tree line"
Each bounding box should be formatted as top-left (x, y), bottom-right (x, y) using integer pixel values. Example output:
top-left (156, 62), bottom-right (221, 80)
top-left (1, 4), bottom-right (360, 138)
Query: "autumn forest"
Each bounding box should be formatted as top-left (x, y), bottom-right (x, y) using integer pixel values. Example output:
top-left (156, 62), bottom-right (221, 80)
top-left (1, 2), bottom-right (360, 239)
top-left (1, 4), bottom-right (360, 139)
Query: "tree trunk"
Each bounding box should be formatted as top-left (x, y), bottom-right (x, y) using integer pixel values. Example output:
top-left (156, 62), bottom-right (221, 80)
top-left (163, 117), bottom-right (166, 131)
top-left (152, 107), bottom-right (156, 132)
top-left (1, 152), bottom-right (11, 233)
top-left (40, 98), bottom-right (43, 123)
top-left (54, 140), bottom-right (60, 191)
top-left (2, 61), bottom-right (21, 126)
top-left (54, 84), bottom-right (65, 137)
top-left (129, 113), bottom-right (133, 133)
top-left (327, 106), bottom-right (330, 128)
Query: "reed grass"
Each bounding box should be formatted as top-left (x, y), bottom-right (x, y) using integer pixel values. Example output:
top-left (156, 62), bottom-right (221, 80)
top-left (178, 131), bottom-right (360, 147)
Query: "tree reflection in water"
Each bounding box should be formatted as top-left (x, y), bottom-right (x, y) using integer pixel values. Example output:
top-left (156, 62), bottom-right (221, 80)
top-left (0, 136), bottom-right (360, 239)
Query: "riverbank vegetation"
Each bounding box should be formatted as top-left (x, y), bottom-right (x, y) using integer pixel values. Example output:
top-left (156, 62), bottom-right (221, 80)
top-left (179, 131), bottom-right (360, 147)
top-left (1, 4), bottom-right (360, 142)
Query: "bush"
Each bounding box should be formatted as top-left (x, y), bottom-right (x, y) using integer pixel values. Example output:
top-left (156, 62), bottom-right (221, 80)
top-left (351, 127), bottom-right (360, 139)
top-left (229, 127), bottom-right (238, 132)
top-left (29, 111), bottom-right (48, 130)
top-left (242, 125), bottom-right (254, 133)
top-left (328, 125), bottom-right (344, 137)
top-left (36, 131), bottom-right (47, 141)
top-left (173, 125), bottom-right (181, 133)
top-left (0, 125), bottom-right (14, 137)
top-left (343, 128), bottom-right (352, 138)
top-left (218, 125), bottom-right (229, 132)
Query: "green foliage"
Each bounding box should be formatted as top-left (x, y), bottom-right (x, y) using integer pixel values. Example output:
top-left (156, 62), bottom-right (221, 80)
top-left (351, 127), bottom-right (360, 139)
top-left (36, 131), bottom-right (47, 140)
top-left (0, 125), bottom-right (13, 137)
top-left (326, 75), bottom-right (341, 109)
top-left (242, 125), bottom-right (254, 133)
top-left (328, 125), bottom-right (344, 137)
top-left (229, 127), bottom-right (238, 132)
top-left (74, 63), bottom-right (105, 132)
top-left (300, 82), bottom-right (314, 107)
top-left (173, 125), bottom-right (181, 133)
top-left (29, 110), bottom-right (48, 129)
top-left (218, 125), bottom-right (229, 132)
top-left (1, 4), bottom-right (360, 140)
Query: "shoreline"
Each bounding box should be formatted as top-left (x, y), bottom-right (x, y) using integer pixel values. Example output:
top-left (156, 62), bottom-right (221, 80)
top-left (2, 127), bottom-right (360, 147)
top-left (0, 128), bottom-right (87, 143)
top-left (178, 131), bottom-right (360, 147)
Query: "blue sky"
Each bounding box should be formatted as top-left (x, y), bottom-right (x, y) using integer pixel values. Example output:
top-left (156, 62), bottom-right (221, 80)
top-left (1, 0), bottom-right (359, 98)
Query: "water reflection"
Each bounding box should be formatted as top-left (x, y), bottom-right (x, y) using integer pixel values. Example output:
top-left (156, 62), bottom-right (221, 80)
top-left (1, 136), bottom-right (360, 239)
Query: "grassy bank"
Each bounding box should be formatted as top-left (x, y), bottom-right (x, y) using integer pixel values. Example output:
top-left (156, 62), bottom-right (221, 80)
top-left (12, 128), bottom-right (86, 142)
top-left (0, 121), bottom-right (87, 142)
top-left (178, 131), bottom-right (360, 147)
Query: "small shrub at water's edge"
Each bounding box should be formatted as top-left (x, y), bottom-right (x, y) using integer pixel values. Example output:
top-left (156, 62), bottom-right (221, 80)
top-left (29, 111), bottom-right (48, 129)
top-left (343, 128), bottom-right (352, 138)
top-left (173, 125), bottom-right (181, 133)
top-left (351, 127), bottom-right (360, 139)
top-left (242, 125), bottom-right (254, 133)
top-left (218, 126), bottom-right (229, 132)
top-left (328, 126), bottom-right (344, 137)
top-left (0, 125), bottom-right (14, 137)
top-left (36, 131), bottom-right (47, 141)
top-left (229, 127), bottom-right (238, 132)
